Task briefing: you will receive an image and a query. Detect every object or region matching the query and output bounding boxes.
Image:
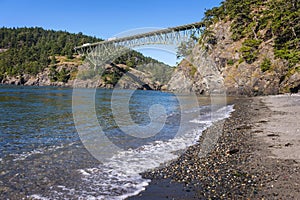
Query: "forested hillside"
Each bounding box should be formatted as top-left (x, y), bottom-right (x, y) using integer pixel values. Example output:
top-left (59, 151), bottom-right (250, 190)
top-left (202, 0), bottom-right (300, 67)
top-left (169, 0), bottom-right (300, 95)
top-left (0, 27), bottom-right (101, 77)
top-left (0, 27), bottom-right (173, 88)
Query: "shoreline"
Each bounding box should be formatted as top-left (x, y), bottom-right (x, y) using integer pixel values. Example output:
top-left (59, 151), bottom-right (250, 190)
top-left (128, 95), bottom-right (300, 199)
top-left (2, 85), bottom-right (299, 198)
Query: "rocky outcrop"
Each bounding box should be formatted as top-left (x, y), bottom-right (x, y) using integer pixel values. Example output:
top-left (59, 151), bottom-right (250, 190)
top-left (73, 63), bottom-right (162, 90)
top-left (167, 48), bottom-right (225, 95)
top-left (281, 72), bottom-right (300, 93)
top-left (168, 21), bottom-right (300, 95)
top-left (1, 68), bottom-right (69, 87)
top-left (115, 66), bottom-right (162, 90)
top-left (167, 59), bottom-right (195, 93)
top-left (1, 63), bottom-right (164, 90)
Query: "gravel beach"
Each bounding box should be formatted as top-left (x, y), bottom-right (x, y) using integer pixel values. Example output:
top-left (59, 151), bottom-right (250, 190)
top-left (129, 95), bottom-right (300, 199)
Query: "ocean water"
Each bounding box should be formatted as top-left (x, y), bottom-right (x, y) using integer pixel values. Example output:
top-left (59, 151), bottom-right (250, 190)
top-left (0, 86), bottom-right (234, 199)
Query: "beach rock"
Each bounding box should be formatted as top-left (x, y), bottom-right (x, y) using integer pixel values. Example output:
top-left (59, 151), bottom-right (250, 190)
top-left (24, 76), bottom-right (39, 86)
top-left (227, 148), bottom-right (239, 155)
top-left (167, 69), bottom-right (194, 93)
top-left (281, 71), bottom-right (300, 93)
top-left (167, 46), bottom-right (225, 95)
top-left (137, 98), bottom-right (298, 199)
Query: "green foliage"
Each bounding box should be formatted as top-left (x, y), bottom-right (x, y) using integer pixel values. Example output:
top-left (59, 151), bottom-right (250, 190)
top-left (203, 6), bottom-right (224, 27)
top-left (101, 69), bottom-right (123, 85)
top-left (0, 73), bottom-right (3, 82)
top-left (200, 30), bottom-right (217, 46)
top-left (190, 65), bottom-right (198, 77)
top-left (176, 39), bottom-right (198, 59)
top-left (0, 27), bottom-right (174, 85)
top-left (260, 58), bottom-right (271, 72)
top-left (50, 56), bottom-right (57, 65)
top-left (275, 49), bottom-right (300, 67)
top-left (240, 39), bottom-right (262, 64)
top-left (0, 27), bottom-right (102, 76)
top-left (125, 59), bottom-right (135, 68)
top-left (227, 59), bottom-right (235, 65)
top-left (77, 69), bottom-right (97, 80)
top-left (238, 58), bottom-right (244, 64)
top-left (57, 68), bottom-right (70, 83)
top-left (269, 1), bottom-right (300, 66)
top-left (114, 50), bottom-right (164, 67)
top-left (136, 63), bottom-right (174, 85)
top-left (201, 0), bottom-right (300, 67)
top-left (49, 66), bottom-right (70, 83)
top-left (49, 66), bottom-right (58, 82)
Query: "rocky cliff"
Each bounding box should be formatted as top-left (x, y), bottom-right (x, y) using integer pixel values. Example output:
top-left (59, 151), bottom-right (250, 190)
top-left (73, 63), bottom-right (164, 90)
top-left (0, 62), bottom-right (166, 90)
top-left (168, 23), bottom-right (299, 95)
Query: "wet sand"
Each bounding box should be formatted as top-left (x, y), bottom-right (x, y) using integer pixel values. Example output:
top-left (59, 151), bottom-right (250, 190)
top-left (255, 94), bottom-right (300, 199)
top-left (259, 95), bottom-right (300, 161)
top-left (128, 95), bottom-right (300, 199)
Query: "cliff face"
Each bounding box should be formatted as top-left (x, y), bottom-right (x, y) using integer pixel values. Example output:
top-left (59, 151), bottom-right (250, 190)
top-left (74, 63), bottom-right (163, 90)
top-left (168, 0), bottom-right (300, 95)
top-left (1, 68), bottom-right (56, 86)
top-left (168, 20), bottom-right (300, 95)
top-left (1, 62), bottom-right (164, 90)
top-left (167, 47), bottom-right (225, 95)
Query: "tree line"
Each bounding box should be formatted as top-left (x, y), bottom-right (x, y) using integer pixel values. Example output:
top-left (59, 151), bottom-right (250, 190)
top-left (0, 27), bottom-right (171, 84)
top-left (0, 27), bottom-right (101, 77)
top-left (202, 0), bottom-right (299, 67)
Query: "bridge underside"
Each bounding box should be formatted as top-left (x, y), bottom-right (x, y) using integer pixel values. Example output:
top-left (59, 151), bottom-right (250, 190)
top-left (75, 22), bottom-right (204, 66)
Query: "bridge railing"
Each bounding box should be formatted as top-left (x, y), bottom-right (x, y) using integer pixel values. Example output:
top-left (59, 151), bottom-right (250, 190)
top-left (74, 22), bottom-right (205, 55)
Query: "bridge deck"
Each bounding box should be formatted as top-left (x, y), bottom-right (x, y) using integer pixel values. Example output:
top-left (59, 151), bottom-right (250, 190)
top-left (74, 21), bottom-right (204, 51)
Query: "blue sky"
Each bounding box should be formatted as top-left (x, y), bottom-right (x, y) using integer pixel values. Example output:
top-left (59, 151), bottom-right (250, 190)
top-left (0, 0), bottom-right (222, 65)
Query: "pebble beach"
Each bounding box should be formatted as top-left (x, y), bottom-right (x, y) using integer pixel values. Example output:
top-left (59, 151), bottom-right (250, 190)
top-left (129, 95), bottom-right (300, 199)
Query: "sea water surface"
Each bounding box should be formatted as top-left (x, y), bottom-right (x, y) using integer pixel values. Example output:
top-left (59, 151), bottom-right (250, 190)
top-left (0, 86), bottom-right (234, 199)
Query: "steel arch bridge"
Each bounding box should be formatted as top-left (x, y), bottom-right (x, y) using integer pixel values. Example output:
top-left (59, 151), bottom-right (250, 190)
top-left (74, 22), bottom-right (204, 66)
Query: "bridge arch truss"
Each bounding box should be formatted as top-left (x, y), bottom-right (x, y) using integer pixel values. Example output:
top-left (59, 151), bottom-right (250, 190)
top-left (74, 22), bottom-right (204, 66)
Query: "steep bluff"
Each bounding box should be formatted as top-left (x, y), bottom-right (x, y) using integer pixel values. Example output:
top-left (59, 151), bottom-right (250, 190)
top-left (168, 0), bottom-right (300, 95)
